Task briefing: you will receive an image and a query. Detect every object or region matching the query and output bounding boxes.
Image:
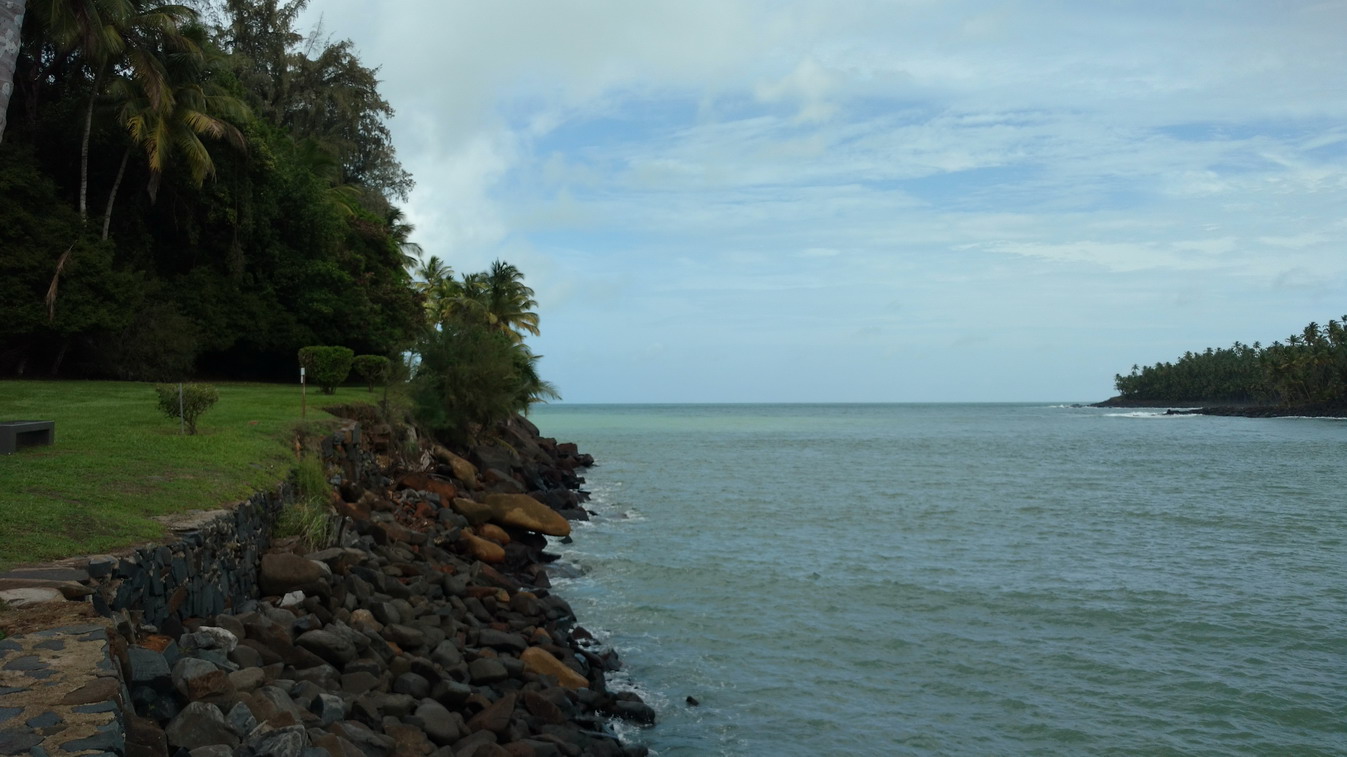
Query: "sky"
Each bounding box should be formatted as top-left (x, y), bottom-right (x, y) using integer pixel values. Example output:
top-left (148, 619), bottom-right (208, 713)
top-left (298, 0), bottom-right (1347, 403)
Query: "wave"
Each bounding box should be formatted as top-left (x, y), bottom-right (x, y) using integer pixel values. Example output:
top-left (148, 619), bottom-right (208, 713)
top-left (1103, 410), bottom-right (1199, 418)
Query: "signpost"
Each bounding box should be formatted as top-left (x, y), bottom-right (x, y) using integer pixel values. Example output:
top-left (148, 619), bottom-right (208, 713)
top-left (300, 366), bottom-right (307, 418)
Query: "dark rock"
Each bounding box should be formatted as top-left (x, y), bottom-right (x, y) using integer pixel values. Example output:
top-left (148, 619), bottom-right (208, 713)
top-left (468, 692), bottom-right (517, 735)
top-left (309, 693), bottom-right (345, 726)
top-left (477, 629), bottom-right (526, 654)
top-left (225, 701), bottom-right (257, 735)
top-left (414, 699), bottom-right (465, 745)
top-left (128, 646), bottom-right (172, 687)
top-left (259, 553), bottom-right (327, 597)
top-left (164, 701), bottom-right (239, 751)
top-left (243, 724), bottom-right (308, 757)
top-left (468, 658), bottom-right (509, 685)
top-left (172, 657), bottom-right (231, 701)
top-left (392, 672), bottom-right (430, 699)
top-left (295, 629), bottom-right (357, 666)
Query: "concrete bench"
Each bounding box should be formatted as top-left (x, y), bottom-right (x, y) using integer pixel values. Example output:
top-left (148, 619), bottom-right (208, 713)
top-left (0, 421), bottom-right (56, 454)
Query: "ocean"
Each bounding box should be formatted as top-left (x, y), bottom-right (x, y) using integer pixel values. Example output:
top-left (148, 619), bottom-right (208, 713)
top-left (529, 403), bottom-right (1346, 756)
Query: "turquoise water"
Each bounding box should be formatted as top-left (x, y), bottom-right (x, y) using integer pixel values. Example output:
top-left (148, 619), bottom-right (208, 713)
top-left (530, 404), bottom-right (1347, 756)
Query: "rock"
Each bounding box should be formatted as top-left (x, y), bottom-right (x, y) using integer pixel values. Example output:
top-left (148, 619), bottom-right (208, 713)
top-left (309, 693), bottom-right (345, 726)
top-left (484, 494), bottom-right (572, 537)
top-left (520, 647), bottom-right (588, 690)
top-left (461, 531), bottom-right (506, 563)
top-left (520, 691), bottom-right (567, 725)
top-left (400, 472), bottom-right (459, 503)
top-left (0, 587), bottom-right (62, 607)
top-left (295, 629), bottom-right (357, 666)
top-left (415, 699), bottom-right (465, 745)
top-left (452, 498), bottom-right (494, 526)
top-left (468, 658), bottom-right (510, 685)
top-left (172, 657), bottom-right (231, 700)
top-left (164, 701), bottom-right (239, 750)
top-left (608, 699), bottom-right (657, 725)
top-left (438, 447), bottom-right (481, 488)
top-left (477, 629), bottom-right (527, 654)
top-left (243, 724), bottom-right (308, 757)
top-left (478, 523), bottom-right (512, 545)
top-left (393, 672), bottom-right (431, 699)
top-left (128, 646), bottom-right (172, 687)
top-left (259, 553), bottom-right (327, 596)
top-left (467, 692), bottom-right (517, 735)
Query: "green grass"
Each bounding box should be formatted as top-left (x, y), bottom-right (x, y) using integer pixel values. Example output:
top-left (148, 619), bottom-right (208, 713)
top-left (0, 380), bottom-right (356, 570)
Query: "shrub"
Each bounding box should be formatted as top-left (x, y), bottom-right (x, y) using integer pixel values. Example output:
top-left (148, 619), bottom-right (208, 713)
top-left (351, 354), bottom-right (391, 392)
top-left (298, 346), bottom-right (354, 394)
top-left (153, 383), bottom-right (219, 435)
top-left (410, 319), bottom-right (528, 445)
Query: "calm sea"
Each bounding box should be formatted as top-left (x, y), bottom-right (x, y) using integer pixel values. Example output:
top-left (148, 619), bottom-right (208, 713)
top-left (529, 404), bottom-right (1346, 756)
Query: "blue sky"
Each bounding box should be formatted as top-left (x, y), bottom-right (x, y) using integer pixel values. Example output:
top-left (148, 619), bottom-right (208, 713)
top-left (301, 0), bottom-right (1347, 402)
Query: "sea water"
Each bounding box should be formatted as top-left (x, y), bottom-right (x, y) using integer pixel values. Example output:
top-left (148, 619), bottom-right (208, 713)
top-left (530, 404), bottom-right (1346, 756)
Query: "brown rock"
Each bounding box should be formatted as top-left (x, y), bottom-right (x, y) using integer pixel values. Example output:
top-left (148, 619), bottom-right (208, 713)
top-left (399, 472), bottom-right (458, 503)
top-left (258, 553), bottom-right (326, 596)
top-left (483, 494), bottom-right (571, 537)
top-left (519, 647), bottom-right (588, 689)
top-left (452, 497), bottom-right (494, 526)
top-left (467, 692), bottom-right (517, 734)
top-left (433, 445), bottom-right (481, 488)
top-left (478, 523), bottom-right (511, 545)
top-left (461, 532), bottom-right (506, 563)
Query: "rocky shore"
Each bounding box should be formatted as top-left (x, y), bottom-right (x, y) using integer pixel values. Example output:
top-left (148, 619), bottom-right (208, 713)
top-left (3, 412), bottom-right (653, 757)
top-left (1092, 395), bottom-right (1347, 418)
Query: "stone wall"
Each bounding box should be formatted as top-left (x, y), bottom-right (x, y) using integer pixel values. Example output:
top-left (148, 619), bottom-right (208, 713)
top-left (88, 422), bottom-right (370, 637)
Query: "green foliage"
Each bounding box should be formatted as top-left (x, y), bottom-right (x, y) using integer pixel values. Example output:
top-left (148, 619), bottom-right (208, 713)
top-left (352, 354), bottom-right (391, 392)
top-left (1114, 315), bottom-right (1347, 407)
top-left (298, 346), bottom-right (354, 395)
top-left (274, 498), bottom-right (334, 551)
top-left (154, 383), bottom-right (220, 434)
top-left (293, 456), bottom-right (330, 500)
top-left (278, 456), bottom-right (335, 550)
top-left (410, 317), bottom-right (560, 445)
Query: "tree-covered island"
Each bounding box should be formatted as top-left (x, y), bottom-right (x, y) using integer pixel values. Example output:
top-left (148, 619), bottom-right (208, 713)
top-left (1103, 316), bottom-right (1347, 415)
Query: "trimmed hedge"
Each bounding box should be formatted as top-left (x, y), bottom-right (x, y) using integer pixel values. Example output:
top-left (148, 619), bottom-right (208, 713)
top-left (352, 355), bottom-right (392, 392)
top-left (298, 346), bottom-right (355, 395)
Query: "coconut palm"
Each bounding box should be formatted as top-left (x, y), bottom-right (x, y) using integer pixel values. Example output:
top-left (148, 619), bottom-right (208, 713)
top-left (101, 22), bottom-right (247, 237)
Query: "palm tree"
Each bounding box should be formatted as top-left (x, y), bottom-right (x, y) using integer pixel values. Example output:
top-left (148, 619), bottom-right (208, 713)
top-left (482, 259), bottom-right (540, 342)
top-left (0, 0), bottom-right (26, 143)
top-left (101, 21), bottom-right (247, 237)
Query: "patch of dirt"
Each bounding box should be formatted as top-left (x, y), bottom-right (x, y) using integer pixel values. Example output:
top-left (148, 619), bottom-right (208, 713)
top-left (0, 600), bottom-right (98, 637)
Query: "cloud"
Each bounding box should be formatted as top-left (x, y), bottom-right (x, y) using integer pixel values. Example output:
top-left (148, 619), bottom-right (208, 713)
top-left (299, 0), bottom-right (1347, 401)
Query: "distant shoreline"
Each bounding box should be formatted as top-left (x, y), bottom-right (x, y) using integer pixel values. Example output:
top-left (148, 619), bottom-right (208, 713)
top-left (1091, 396), bottom-right (1347, 418)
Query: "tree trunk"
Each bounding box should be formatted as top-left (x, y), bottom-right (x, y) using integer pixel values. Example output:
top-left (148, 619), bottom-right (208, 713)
top-left (79, 78), bottom-right (97, 221)
top-left (0, 0), bottom-right (25, 144)
top-left (102, 146), bottom-right (130, 240)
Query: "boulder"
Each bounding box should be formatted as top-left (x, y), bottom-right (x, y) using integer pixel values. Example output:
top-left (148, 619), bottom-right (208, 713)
top-left (295, 629), bottom-right (357, 666)
top-left (467, 692), bottom-right (517, 735)
top-left (484, 494), bottom-right (571, 537)
top-left (520, 647), bottom-right (588, 690)
top-left (164, 701), bottom-right (238, 750)
top-left (433, 446), bottom-right (481, 489)
top-left (452, 498), bottom-right (494, 526)
top-left (258, 553), bottom-right (326, 596)
top-left (478, 523), bottom-right (511, 545)
top-left (461, 532), bottom-right (506, 563)
top-left (399, 472), bottom-right (458, 503)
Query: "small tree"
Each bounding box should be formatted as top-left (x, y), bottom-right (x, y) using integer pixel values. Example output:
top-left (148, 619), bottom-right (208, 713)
top-left (153, 383), bottom-right (219, 435)
top-left (351, 354), bottom-right (391, 392)
top-left (298, 346), bottom-right (355, 394)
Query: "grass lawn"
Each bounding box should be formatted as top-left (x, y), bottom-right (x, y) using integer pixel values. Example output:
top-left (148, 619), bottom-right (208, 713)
top-left (0, 380), bottom-right (360, 571)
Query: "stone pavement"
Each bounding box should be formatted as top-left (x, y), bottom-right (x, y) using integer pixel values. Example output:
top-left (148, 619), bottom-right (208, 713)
top-left (0, 622), bottom-right (124, 756)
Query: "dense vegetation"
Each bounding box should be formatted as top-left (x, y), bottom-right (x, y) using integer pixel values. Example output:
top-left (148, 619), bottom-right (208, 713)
top-left (0, 0), bottom-right (420, 381)
top-left (0, 0), bottom-right (561, 437)
top-left (1114, 317), bottom-right (1347, 407)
